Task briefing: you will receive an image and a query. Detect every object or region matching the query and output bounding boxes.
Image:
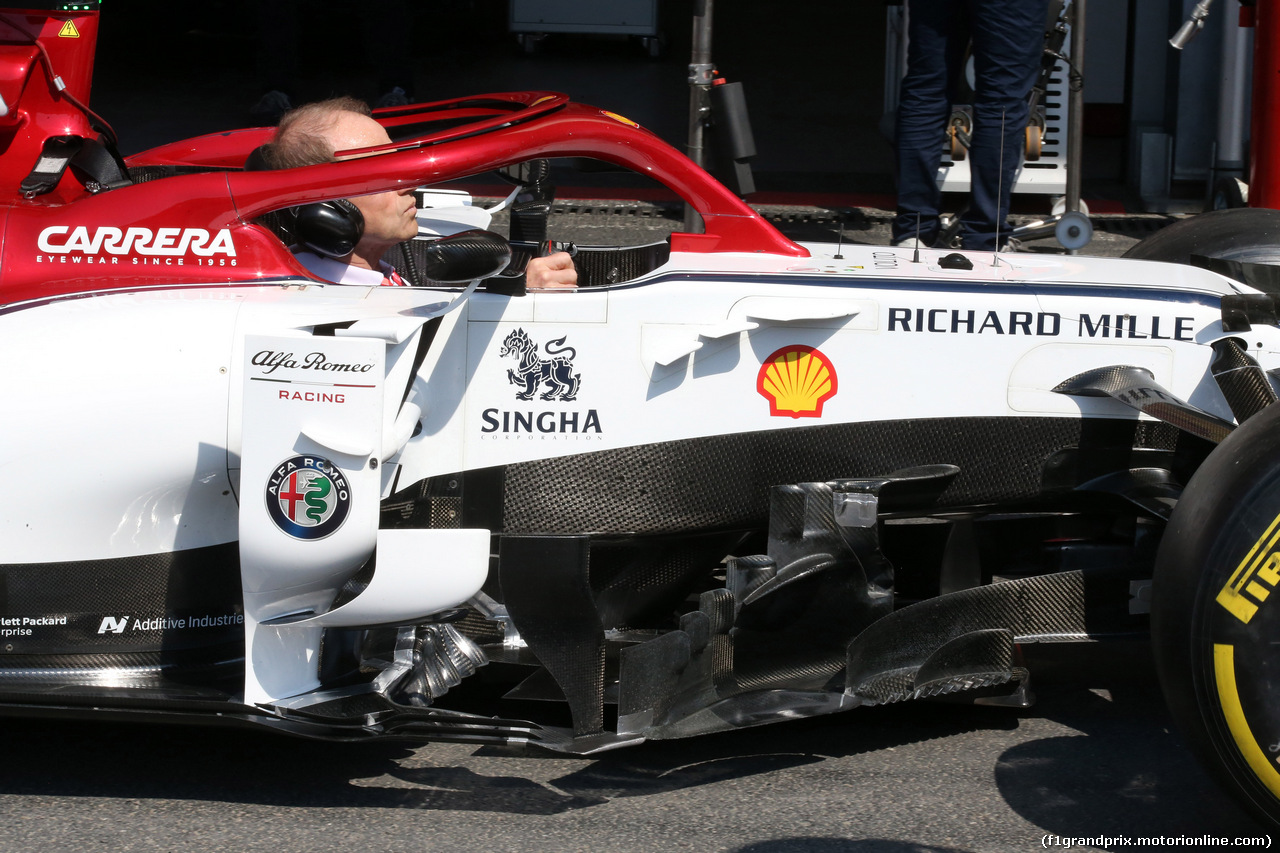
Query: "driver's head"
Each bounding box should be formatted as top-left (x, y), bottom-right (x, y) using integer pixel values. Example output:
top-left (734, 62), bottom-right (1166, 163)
top-left (265, 96), bottom-right (368, 168)
top-left (268, 98), bottom-right (419, 267)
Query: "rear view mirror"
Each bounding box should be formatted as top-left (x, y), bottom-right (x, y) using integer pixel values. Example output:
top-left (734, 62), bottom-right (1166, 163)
top-left (417, 229), bottom-right (513, 284)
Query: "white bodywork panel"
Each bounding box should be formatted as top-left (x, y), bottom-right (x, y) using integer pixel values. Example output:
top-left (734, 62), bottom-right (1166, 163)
top-left (1, 243), bottom-right (1261, 561)
top-left (0, 289), bottom-right (243, 562)
top-left (2, 240), bottom-right (1274, 705)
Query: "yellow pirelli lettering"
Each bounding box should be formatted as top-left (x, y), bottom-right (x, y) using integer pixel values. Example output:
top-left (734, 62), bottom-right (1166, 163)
top-left (1217, 511), bottom-right (1280, 624)
top-left (1218, 584), bottom-right (1261, 623)
top-left (1215, 644), bottom-right (1280, 799)
top-left (1260, 552), bottom-right (1280, 585)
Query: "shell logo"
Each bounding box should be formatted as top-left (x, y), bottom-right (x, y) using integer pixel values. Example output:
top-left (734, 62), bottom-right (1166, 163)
top-left (757, 345), bottom-right (838, 418)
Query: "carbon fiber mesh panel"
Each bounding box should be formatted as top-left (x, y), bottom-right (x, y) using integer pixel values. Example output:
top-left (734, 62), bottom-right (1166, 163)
top-left (846, 569), bottom-right (1088, 700)
top-left (0, 544), bottom-right (242, 655)
top-left (454, 608), bottom-right (506, 645)
top-left (290, 691), bottom-right (396, 720)
top-left (125, 165), bottom-right (229, 184)
top-left (916, 670), bottom-right (1018, 700)
top-left (1055, 364), bottom-right (1147, 395)
top-left (732, 649), bottom-right (846, 692)
top-left (699, 588), bottom-right (735, 636)
top-left (398, 239), bottom-right (670, 288)
top-left (499, 536), bottom-right (604, 735)
top-left (1055, 367), bottom-right (1234, 444)
top-left (501, 417), bottom-right (1169, 535)
top-left (570, 243), bottom-right (671, 287)
top-left (1211, 338), bottom-right (1279, 423)
top-left (381, 475), bottom-right (464, 530)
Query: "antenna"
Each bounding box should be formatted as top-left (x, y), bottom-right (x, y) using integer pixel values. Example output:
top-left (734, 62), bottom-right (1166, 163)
top-left (994, 108), bottom-right (1006, 267)
top-left (834, 215), bottom-right (844, 260)
top-left (913, 212), bottom-right (922, 263)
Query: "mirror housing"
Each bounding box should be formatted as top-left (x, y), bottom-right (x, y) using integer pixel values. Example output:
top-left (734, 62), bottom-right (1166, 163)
top-left (418, 229), bottom-right (513, 284)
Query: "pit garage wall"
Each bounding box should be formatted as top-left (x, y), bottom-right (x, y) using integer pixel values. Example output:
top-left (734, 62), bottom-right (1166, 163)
top-left (882, 0), bottom-right (1223, 209)
top-left (1128, 0), bottom-right (1252, 207)
top-left (1067, 0), bottom-right (1246, 208)
top-left (1169, 0), bottom-right (1252, 186)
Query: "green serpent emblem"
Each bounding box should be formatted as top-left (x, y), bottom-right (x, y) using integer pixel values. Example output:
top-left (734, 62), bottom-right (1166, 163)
top-left (304, 474), bottom-right (332, 523)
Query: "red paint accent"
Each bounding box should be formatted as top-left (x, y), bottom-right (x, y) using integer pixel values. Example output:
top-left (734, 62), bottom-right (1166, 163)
top-left (1074, 198), bottom-right (1127, 215)
top-left (0, 80), bottom-right (806, 308)
top-left (0, 10), bottom-right (99, 203)
top-left (1250, 0), bottom-right (1280, 208)
top-left (279, 473), bottom-right (308, 523)
top-left (219, 101), bottom-right (807, 258)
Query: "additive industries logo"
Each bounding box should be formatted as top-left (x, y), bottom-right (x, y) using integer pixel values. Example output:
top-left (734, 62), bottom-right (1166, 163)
top-left (265, 455), bottom-right (351, 540)
top-left (757, 345), bottom-right (838, 418)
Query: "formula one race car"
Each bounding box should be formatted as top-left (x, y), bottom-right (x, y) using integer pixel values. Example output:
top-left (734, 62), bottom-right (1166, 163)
top-left (7, 2), bottom-right (1280, 829)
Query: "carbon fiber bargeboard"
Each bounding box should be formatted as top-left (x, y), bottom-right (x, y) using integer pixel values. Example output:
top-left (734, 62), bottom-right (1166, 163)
top-left (496, 416), bottom-right (1178, 535)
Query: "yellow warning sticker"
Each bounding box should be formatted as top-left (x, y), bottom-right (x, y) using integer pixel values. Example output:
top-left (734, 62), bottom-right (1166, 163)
top-left (58, 20), bottom-right (80, 38)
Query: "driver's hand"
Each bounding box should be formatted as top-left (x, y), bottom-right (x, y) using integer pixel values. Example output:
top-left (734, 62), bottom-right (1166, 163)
top-left (527, 251), bottom-right (578, 290)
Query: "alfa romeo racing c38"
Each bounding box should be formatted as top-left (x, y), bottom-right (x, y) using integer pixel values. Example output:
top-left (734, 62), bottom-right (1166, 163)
top-left (6, 2), bottom-right (1280, 829)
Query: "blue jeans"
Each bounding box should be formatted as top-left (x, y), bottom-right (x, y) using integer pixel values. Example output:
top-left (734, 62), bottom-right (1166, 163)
top-left (892, 0), bottom-right (1049, 249)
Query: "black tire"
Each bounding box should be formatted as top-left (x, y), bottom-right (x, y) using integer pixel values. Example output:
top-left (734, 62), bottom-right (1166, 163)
top-left (1123, 207), bottom-right (1280, 266)
top-left (1153, 400), bottom-right (1280, 829)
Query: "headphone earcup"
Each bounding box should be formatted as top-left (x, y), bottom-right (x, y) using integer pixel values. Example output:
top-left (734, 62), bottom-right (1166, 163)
top-left (291, 198), bottom-right (364, 259)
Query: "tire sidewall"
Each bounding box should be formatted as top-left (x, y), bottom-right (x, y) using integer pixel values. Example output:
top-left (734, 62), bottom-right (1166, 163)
top-left (1154, 401), bottom-right (1280, 826)
top-left (1123, 208), bottom-right (1280, 267)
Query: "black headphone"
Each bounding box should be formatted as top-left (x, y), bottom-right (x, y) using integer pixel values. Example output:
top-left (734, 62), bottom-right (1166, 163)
top-left (288, 199), bottom-right (364, 259)
top-left (245, 145), bottom-right (365, 259)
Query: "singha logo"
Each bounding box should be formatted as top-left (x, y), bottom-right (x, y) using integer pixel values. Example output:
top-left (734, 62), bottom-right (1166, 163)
top-left (499, 328), bottom-right (582, 401)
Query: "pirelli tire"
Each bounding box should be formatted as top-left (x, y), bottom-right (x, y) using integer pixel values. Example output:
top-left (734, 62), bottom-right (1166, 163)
top-left (1152, 399), bottom-right (1280, 828)
top-left (1122, 207), bottom-right (1280, 267)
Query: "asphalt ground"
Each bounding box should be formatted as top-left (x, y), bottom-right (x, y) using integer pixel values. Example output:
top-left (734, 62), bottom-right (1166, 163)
top-left (0, 642), bottom-right (1266, 853)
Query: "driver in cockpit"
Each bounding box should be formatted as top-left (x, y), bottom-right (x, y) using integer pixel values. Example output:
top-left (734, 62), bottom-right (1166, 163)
top-left (256, 97), bottom-right (578, 290)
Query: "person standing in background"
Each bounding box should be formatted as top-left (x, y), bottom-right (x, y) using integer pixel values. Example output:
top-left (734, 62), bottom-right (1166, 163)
top-left (891, 0), bottom-right (1049, 250)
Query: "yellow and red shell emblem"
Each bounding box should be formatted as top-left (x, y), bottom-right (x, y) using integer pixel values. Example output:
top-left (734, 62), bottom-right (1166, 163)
top-left (757, 345), bottom-right (838, 418)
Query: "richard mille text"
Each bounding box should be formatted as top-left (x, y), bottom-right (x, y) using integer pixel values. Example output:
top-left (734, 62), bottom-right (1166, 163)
top-left (887, 308), bottom-right (1195, 341)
